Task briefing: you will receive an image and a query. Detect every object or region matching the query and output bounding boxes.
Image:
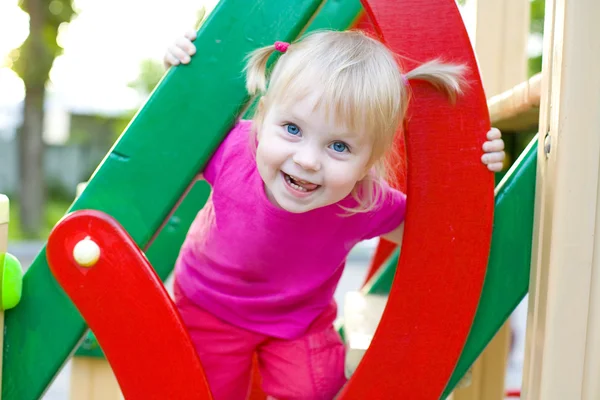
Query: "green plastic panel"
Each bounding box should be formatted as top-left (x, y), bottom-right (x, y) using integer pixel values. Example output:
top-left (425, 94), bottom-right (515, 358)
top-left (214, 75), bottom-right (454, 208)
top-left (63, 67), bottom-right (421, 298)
top-left (3, 1), bottom-right (327, 398)
top-left (361, 136), bottom-right (538, 397)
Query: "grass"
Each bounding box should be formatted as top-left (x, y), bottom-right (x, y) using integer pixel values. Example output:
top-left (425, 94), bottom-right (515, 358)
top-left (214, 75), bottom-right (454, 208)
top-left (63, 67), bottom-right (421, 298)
top-left (8, 198), bottom-right (72, 241)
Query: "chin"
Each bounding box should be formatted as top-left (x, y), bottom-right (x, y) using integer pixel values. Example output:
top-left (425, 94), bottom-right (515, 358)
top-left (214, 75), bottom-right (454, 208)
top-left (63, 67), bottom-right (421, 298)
top-left (278, 199), bottom-right (317, 214)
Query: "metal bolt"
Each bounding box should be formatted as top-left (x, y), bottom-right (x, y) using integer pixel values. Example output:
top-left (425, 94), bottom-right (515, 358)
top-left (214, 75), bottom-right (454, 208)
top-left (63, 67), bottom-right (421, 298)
top-left (544, 134), bottom-right (552, 157)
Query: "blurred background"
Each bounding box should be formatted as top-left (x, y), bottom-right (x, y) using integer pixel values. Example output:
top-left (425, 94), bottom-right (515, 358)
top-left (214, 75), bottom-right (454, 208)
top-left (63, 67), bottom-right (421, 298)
top-left (0, 0), bottom-right (218, 240)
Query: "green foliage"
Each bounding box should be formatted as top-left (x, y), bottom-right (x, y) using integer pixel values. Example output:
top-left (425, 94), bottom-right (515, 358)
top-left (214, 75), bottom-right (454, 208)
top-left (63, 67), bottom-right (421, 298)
top-left (531, 0), bottom-right (545, 34)
top-left (8, 198), bottom-right (71, 240)
top-left (529, 0), bottom-right (545, 77)
top-left (11, 0), bottom-right (75, 87)
top-left (129, 59), bottom-right (166, 96)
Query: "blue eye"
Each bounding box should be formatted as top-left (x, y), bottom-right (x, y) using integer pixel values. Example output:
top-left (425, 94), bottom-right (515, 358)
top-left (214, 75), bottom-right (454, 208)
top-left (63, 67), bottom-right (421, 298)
top-left (330, 141), bottom-right (349, 153)
top-left (286, 124), bottom-right (300, 136)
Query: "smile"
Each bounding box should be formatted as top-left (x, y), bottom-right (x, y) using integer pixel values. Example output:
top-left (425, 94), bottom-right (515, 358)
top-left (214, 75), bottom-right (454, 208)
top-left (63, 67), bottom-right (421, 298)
top-left (282, 172), bottom-right (320, 194)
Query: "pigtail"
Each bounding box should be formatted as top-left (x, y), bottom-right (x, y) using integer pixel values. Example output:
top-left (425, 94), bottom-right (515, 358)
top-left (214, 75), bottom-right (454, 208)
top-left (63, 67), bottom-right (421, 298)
top-left (404, 59), bottom-right (467, 103)
top-left (244, 45), bottom-right (279, 95)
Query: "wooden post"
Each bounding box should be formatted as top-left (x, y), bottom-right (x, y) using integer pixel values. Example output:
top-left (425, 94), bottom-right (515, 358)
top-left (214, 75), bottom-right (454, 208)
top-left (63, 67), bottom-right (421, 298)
top-left (70, 182), bottom-right (123, 400)
top-left (0, 194), bottom-right (9, 399)
top-left (70, 358), bottom-right (124, 400)
top-left (451, 326), bottom-right (511, 400)
top-left (522, 0), bottom-right (600, 398)
top-left (473, 0), bottom-right (530, 97)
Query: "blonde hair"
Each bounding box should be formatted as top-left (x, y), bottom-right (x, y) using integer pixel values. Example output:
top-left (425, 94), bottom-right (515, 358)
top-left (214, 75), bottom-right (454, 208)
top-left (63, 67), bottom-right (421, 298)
top-left (244, 30), bottom-right (466, 213)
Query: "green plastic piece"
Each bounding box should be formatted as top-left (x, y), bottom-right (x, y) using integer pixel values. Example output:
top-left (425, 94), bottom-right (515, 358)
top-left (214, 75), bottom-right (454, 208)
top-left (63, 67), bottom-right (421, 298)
top-left (0, 253), bottom-right (22, 310)
top-left (3, 1), bottom-right (329, 398)
top-left (361, 136), bottom-right (538, 397)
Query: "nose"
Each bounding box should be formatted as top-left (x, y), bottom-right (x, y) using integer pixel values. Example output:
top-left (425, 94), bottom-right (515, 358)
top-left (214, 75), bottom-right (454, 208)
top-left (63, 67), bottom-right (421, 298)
top-left (293, 144), bottom-right (321, 172)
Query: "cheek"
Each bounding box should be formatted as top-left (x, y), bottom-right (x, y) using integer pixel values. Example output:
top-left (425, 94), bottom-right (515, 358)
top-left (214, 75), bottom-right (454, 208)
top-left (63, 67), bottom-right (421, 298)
top-left (256, 135), bottom-right (285, 171)
top-left (324, 161), bottom-right (365, 190)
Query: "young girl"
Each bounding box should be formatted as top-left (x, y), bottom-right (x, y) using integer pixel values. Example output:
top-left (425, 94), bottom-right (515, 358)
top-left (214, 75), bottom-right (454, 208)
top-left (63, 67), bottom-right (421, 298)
top-left (165, 29), bottom-right (505, 400)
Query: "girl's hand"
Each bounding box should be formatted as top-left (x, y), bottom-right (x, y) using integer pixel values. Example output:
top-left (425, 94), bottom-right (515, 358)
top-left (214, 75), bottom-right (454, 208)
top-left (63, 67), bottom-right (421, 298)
top-left (481, 127), bottom-right (505, 172)
top-left (163, 30), bottom-right (197, 69)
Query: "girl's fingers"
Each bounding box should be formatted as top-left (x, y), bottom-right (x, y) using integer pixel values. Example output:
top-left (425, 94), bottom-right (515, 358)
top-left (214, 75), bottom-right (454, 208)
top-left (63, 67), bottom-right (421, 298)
top-left (184, 30), bottom-right (197, 41)
top-left (487, 162), bottom-right (504, 172)
top-left (176, 37), bottom-right (197, 57)
top-left (482, 138), bottom-right (505, 152)
top-left (481, 151), bottom-right (506, 164)
top-left (487, 128), bottom-right (502, 140)
top-left (169, 45), bottom-right (191, 64)
top-left (164, 52), bottom-right (181, 67)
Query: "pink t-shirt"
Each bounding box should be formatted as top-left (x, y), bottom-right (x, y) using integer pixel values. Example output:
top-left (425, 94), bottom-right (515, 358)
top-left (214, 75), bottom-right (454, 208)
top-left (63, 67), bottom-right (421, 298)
top-left (175, 120), bottom-right (407, 339)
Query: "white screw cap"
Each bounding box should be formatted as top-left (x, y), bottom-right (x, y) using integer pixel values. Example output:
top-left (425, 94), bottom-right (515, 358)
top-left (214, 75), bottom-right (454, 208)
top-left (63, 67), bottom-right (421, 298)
top-left (73, 237), bottom-right (100, 267)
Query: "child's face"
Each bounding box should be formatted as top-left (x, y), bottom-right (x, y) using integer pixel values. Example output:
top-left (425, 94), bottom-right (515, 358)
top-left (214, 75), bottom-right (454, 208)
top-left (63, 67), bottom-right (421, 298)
top-left (256, 91), bottom-right (373, 213)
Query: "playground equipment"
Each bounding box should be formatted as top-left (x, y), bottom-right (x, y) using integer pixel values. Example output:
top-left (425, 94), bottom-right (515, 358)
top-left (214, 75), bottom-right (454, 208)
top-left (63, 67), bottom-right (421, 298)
top-left (0, 196), bottom-right (23, 399)
top-left (3, 0), bottom-right (599, 399)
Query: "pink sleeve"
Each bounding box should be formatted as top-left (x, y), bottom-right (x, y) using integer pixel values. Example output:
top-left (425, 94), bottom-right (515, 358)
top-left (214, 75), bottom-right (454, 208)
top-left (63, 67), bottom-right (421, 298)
top-left (362, 182), bottom-right (407, 240)
top-left (202, 121), bottom-right (247, 185)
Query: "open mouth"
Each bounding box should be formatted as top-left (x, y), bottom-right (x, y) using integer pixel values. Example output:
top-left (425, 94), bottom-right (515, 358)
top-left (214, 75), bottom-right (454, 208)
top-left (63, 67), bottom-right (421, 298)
top-left (283, 172), bottom-right (320, 193)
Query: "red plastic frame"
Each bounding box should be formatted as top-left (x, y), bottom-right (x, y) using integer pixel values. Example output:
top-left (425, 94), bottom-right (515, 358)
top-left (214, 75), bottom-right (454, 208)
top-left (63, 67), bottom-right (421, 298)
top-left (337, 0), bottom-right (493, 398)
top-left (47, 210), bottom-right (213, 399)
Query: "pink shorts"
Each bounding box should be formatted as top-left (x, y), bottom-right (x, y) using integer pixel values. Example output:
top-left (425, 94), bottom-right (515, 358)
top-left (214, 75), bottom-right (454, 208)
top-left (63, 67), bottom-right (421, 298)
top-left (174, 282), bottom-right (347, 400)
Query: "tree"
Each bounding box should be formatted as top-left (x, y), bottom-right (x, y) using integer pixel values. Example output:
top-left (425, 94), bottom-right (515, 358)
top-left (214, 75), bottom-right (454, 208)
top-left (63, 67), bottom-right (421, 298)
top-left (9, 0), bottom-right (75, 237)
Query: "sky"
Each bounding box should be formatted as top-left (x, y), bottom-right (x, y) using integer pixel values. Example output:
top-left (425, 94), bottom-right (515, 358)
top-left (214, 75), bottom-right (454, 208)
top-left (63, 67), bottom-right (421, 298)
top-left (0, 0), bottom-right (217, 115)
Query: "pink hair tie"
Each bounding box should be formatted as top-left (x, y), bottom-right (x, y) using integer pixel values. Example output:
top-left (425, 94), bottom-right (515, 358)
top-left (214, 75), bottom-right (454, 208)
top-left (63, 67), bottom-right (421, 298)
top-left (401, 74), bottom-right (409, 86)
top-left (274, 41), bottom-right (290, 53)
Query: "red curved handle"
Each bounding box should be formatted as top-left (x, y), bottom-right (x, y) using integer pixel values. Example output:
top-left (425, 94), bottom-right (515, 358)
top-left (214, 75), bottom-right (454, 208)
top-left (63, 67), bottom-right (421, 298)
top-left (47, 210), bottom-right (213, 400)
top-left (339, 0), bottom-right (493, 398)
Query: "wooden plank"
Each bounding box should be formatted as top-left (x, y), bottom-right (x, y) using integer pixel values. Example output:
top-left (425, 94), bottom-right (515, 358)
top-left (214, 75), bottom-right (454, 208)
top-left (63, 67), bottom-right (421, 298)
top-left (523, 0), bottom-right (600, 398)
top-left (0, 194), bottom-right (8, 400)
top-left (473, 0), bottom-right (530, 97)
top-left (452, 323), bottom-right (511, 400)
top-left (342, 292), bottom-right (387, 378)
top-left (70, 358), bottom-right (123, 400)
top-left (488, 74), bottom-right (542, 132)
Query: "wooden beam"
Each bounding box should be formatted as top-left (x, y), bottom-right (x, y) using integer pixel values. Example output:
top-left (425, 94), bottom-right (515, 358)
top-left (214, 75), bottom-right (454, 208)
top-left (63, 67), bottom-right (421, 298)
top-left (70, 357), bottom-right (123, 400)
top-left (488, 74), bottom-right (542, 132)
top-left (0, 194), bottom-right (8, 399)
top-left (473, 0), bottom-right (530, 97)
top-left (522, 0), bottom-right (600, 398)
